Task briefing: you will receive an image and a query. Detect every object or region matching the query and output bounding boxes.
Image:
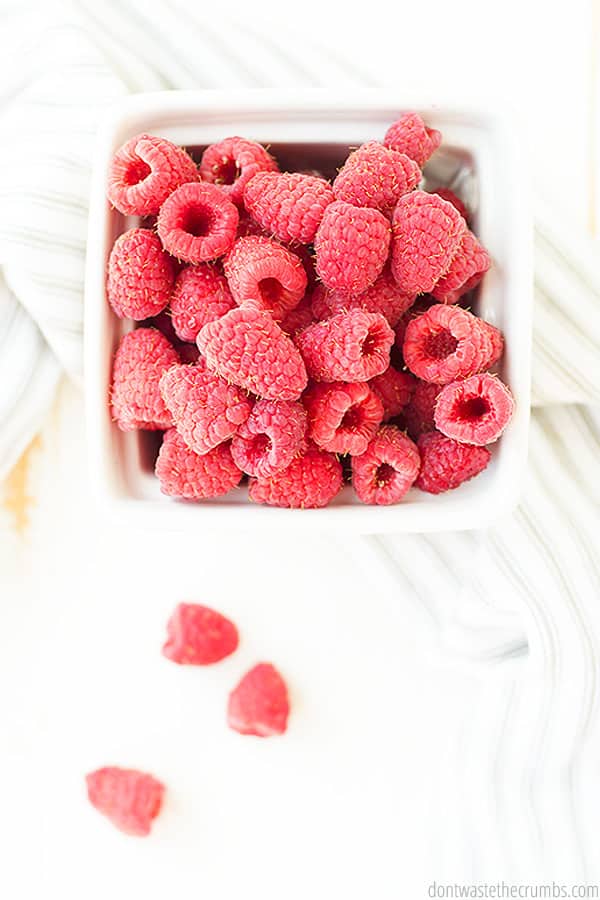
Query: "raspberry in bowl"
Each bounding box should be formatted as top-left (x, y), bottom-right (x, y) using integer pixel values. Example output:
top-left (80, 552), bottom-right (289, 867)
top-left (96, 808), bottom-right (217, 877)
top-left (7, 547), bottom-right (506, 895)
top-left (85, 91), bottom-right (531, 533)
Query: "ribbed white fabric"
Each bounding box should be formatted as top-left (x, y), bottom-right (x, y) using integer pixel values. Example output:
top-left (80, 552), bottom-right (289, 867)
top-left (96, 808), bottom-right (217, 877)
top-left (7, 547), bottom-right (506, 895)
top-left (1, 0), bottom-right (599, 886)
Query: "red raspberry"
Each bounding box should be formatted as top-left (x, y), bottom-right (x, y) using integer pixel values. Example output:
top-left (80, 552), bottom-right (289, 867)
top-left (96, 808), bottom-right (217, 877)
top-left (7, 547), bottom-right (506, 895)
top-left (111, 328), bottom-right (179, 431)
top-left (231, 399), bottom-right (307, 478)
top-left (434, 373), bottom-right (514, 445)
top-left (107, 133), bottom-right (198, 217)
top-left (351, 425), bottom-right (420, 505)
top-left (333, 141), bottom-right (421, 214)
top-left (157, 182), bottom-right (239, 263)
top-left (311, 266), bottom-right (415, 328)
top-left (227, 663), bottom-right (290, 737)
top-left (488, 324), bottom-right (504, 368)
top-left (162, 603), bottom-right (239, 665)
top-left (402, 380), bottom-right (443, 439)
top-left (431, 188), bottom-right (469, 222)
top-left (249, 445), bottom-right (343, 508)
top-left (197, 306), bottom-right (308, 401)
top-left (236, 211), bottom-right (268, 238)
top-left (200, 136), bottom-right (278, 207)
top-left (107, 228), bottom-right (175, 320)
top-left (368, 366), bottom-right (415, 421)
top-left (86, 767), bottom-right (164, 837)
top-left (160, 363), bottom-right (252, 455)
top-left (295, 309), bottom-right (394, 383)
top-left (155, 428), bottom-right (242, 499)
top-left (244, 172), bottom-right (334, 244)
top-left (403, 304), bottom-right (501, 384)
top-left (416, 431), bottom-right (491, 493)
top-left (280, 293), bottom-right (316, 336)
top-left (315, 201), bottom-right (391, 294)
top-left (391, 191), bottom-right (467, 295)
top-left (393, 295), bottom-right (437, 352)
top-left (383, 112), bottom-right (442, 167)
top-left (170, 265), bottom-right (235, 342)
top-left (223, 236), bottom-right (307, 321)
top-left (431, 230), bottom-right (491, 304)
top-left (303, 382), bottom-right (384, 455)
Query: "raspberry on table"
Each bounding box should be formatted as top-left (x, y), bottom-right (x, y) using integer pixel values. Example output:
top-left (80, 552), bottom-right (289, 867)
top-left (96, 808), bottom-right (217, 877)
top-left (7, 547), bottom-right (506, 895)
top-left (160, 363), bottom-right (252, 455)
top-left (170, 265), bottom-right (235, 342)
top-left (200, 136), bottom-right (278, 207)
top-left (415, 431), bottom-right (491, 493)
top-left (351, 425), bottom-right (420, 505)
top-left (430, 188), bottom-right (469, 222)
top-left (403, 304), bottom-right (502, 384)
top-left (197, 306), bottom-right (308, 401)
top-left (107, 133), bottom-right (198, 216)
top-left (107, 228), bottom-right (176, 320)
top-left (244, 171), bottom-right (334, 244)
top-left (333, 141), bottom-right (421, 214)
top-left (402, 380), bottom-right (443, 439)
top-left (162, 603), bottom-right (239, 665)
top-left (111, 328), bottom-right (179, 431)
top-left (231, 399), bottom-right (307, 478)
top-left (431, 230), bottom-right (491, 304)
top-left (383, 112), bottom-right (442, 167)
top-left (391, 191), bottom-right (467, 295)
top-left (227, 663), bottom-right (290, 737)
top-left (295, 309), bottom-right (394, 383)
top-left (368, 366), bottom-right (415, 421)
top-left (311, 265), bottom-right (416, 328)
top-left (434, 373), bottom-right (514, 445)
top-left (86, 767), bottom-right (165, 837)
top-left (157, 182), bottom-right (239, 263)
top-left (249, 445), bottom-right (343, 508)
top-left (303, 381), bottom-right (384, 456)
top-left (315, 201), bottom-right (391, 295)
top-left (223, 235), bottom-right (307, 321)
top-left (155, 428), bottom-right (242, 499)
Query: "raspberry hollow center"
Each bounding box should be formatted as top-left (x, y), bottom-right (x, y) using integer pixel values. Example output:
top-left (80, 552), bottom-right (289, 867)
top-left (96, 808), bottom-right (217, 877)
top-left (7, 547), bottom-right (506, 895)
top-left (258, 278), bottom-right (283, 308)
top-left (341, 405), bottom-right (363, 431)
top-left (455, 396), bottom-right (490, 421)
top-left (248, 432), bottom-right (272, 462)
top-left (181, 204), bottom-right (215, 237)
top-left (361, 327), bottom-right (381, 357)
top-left (375, 463), bottom-right (395, 486)
top-left (213, 157), bottom-right (240, 186)
top-left (424, 329), bottom-right (458, 359)
top-left (124, 158), bottom-right (151, 185)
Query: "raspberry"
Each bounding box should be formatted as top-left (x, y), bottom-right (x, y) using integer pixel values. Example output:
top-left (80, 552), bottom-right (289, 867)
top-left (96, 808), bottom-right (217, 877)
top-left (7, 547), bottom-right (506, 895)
top-left (368, 366), bottom-right (415, 421)
top-left (383, 112), bottom-right (442, 167)
top-left (157, 182), bottom-right (239, 263)
top-left (488, 324), bottom-right (504, 368)
top-left (155, 428), bottom-right (242, 499)
top-left (200, 136), bottom-right (278, 207)
top-left (431, 188), bottom-right (469, 222)
top-left (303, 382), bottom-right (384, 455)
top-left (315, 201), bottom-right (391, 294)
top-left (197, 306), bottom-right (307, 401)
top-left (415, 431), bottom-right (491, 493)
top-left (170, 265), bottom-right (235, 342)
top-left (227, 663), bottom-right (290, 737)
top-left (160, 363), bottom-right (252, 455)
top-left (249, 445), bottom-right (343, 508)
top-left (111, 328), bottom-right (179, 431)
top-left (295, 309), bottom-right (394, 383)
top-left (431, 230), bottom-right (491, 304)
top-left (162, 603), bottom-right (239, 665)
top-left (86, 767), bottom-right (164, 837)
top-left (434, 373), bottom-right (514, 445)
top-left (107, 133), bottom-right (198, 216)
top-left (351, 426), bottom-right (420, 505)
top-left (403, 304), bottom-right (501, 384)
top-left (311, 266), bottom-right (415, 328)
top-left (402, 380), bottom-right (443, 439)
top-left (244, 172), bottom-right (334, 244)
top-left (391, 191), bottom-right (467, 295)
top-left (236, 211), bottom-right (268, 238)
top-left (393, 295), bottom-right (437, 351)
top-left (223, 236), bottom-right (307, 321)
top-left (231, 399), bottom-right (307, 478)
top-left (107, 229), bottom-right (175, 320)
top-left (333, 141), bottom-right (421, 214)
top-left (280, 293), bottom-right (316, 335)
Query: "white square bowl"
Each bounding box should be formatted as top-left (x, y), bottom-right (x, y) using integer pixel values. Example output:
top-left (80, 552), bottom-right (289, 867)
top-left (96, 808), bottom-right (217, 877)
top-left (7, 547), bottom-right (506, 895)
top-left (84, 89), bottom-right (532, 534)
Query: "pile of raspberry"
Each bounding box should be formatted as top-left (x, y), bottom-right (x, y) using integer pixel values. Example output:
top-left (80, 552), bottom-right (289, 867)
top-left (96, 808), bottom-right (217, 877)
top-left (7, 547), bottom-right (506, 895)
top-left (107, 115), bottom-right (514, 507)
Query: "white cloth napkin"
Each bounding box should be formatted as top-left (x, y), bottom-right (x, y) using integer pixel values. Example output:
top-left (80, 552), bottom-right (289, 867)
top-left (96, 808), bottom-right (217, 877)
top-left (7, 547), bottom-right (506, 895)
top-left (1, 0), bottom-right (600, 884)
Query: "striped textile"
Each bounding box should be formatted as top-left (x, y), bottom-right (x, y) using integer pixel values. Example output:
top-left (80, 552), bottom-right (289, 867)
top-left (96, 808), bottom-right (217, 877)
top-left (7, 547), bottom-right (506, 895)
top-left (0, 0), bottom-right (599, 883)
